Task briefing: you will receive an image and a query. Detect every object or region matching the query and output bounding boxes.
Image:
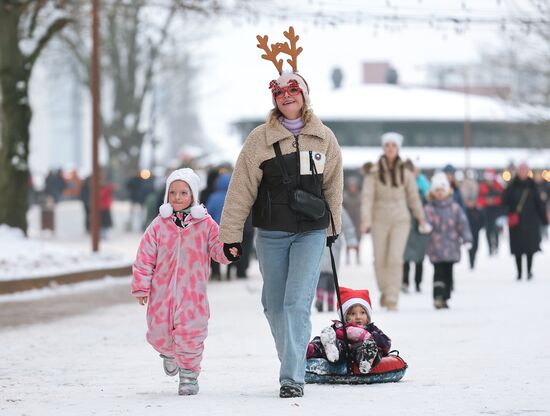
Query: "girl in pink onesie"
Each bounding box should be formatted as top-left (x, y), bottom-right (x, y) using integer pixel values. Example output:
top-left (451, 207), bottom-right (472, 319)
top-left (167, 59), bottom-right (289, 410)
top-left (131, 168), bottom-right (237, 395)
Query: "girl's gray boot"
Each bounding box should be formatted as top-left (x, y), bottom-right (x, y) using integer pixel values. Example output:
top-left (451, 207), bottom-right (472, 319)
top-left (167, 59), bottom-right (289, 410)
top-left (160, 354), bottom-right (178, 376)
top-left (178, 368), bottom-right (199, 396)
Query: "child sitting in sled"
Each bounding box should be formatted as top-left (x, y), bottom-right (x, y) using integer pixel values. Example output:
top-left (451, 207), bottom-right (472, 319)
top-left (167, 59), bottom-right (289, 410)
top-left (307, 287), bottom-right (391, 373)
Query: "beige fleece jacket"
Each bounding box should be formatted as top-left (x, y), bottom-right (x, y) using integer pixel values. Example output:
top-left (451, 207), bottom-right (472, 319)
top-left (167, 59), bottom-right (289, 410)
top-left (361, 156), bottom-right (425, 228)
top-left (219, 113), bottom-right (343, 243)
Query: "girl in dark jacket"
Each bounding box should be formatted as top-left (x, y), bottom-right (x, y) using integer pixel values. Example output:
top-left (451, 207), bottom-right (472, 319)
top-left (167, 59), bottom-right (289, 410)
top-left (503, 162), bottom-right (548, 280)
top-left (424, 173), bottom-right (472, 309)
top-left (307, 288), bottom-right (391, 374)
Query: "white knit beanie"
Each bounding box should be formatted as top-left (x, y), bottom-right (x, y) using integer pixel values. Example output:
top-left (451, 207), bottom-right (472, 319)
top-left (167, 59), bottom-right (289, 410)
top-left (158, 168), bottom-right (206, 219)
top-left (272, 71), bottom-right (311, 107)
top-left (381, 132), bottom-right (403, 149)
top-left (430, 171), bottom-right (451, 193)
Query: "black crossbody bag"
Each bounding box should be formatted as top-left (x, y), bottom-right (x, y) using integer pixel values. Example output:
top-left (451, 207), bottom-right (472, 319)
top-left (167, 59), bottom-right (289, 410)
top-left (273, 141), bottom-right (326, 221)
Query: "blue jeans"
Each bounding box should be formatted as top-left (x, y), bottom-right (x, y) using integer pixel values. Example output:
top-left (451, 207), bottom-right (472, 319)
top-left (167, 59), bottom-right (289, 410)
top-left (255, 228), bottom-right (326, 386)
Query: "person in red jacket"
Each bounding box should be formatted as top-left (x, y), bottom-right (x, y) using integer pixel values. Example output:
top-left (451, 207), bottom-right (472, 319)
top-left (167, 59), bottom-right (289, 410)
top-left (477, 168), bottom-right (504, 255)
top-left (99, 172), bottom-right (116, 239)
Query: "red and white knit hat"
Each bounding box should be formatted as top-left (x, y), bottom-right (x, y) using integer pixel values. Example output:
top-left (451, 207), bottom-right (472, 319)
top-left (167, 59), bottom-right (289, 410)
top-left (338, 287), bottom-right (373, 322)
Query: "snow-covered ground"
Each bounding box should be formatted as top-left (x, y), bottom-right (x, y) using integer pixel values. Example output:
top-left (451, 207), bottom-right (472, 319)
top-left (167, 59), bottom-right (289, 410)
top-left (0, 224), bottom-right (131, 281)
top-left (1, 227), bottom-right (549, 415)
top-left (0, 201), bottom-right (136, 281)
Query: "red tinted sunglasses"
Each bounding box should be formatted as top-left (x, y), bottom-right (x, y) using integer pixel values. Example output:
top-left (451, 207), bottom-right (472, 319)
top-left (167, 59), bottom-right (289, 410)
top-left (269, 79), bottom-right (303, 99)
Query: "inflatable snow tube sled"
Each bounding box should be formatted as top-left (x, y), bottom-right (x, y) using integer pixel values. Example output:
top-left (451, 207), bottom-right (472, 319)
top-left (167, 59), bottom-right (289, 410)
top-left (305, 351), bottom-right (407, 385)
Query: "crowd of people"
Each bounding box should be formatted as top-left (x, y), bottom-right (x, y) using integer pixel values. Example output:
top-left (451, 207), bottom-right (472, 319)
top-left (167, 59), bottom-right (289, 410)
top-left (36, 141), bottom-right (548, 295)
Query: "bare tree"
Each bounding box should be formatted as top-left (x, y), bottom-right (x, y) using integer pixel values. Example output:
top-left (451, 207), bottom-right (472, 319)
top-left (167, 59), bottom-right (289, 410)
top-left (0, 0), bottom-right (70, 233)
top-left (59, 0), bottom-right (224, 183)
top-left (479, 0), bottom-right (550, 108)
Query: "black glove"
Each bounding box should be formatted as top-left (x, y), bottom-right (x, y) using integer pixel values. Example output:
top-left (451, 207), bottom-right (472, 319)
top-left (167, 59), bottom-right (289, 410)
top-left (223, 243), bottom-right (242, 262)
top-left (326, 235), bottom-right (339, 247)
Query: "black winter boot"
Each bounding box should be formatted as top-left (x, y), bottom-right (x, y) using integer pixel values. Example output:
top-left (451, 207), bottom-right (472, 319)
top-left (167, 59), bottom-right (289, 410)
top-left (351, 339), bottom-right (379, 374)
top-left (279, 384), bottom-right (303, 398)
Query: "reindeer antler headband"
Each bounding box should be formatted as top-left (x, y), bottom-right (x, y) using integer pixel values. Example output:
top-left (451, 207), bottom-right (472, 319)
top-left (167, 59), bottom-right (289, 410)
top-left (256, 26), bottom-right (303, 75)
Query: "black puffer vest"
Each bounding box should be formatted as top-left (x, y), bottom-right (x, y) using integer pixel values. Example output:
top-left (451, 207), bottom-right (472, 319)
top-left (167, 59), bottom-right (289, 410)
top-left (252, 138), bottom-right (329, 233)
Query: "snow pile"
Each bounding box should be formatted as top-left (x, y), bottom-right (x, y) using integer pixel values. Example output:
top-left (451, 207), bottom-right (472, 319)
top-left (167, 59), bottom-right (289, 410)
top-left (18, 6), bottom-right (70, 57)
top-left (0, 224), bottom-right (26, 240)
top-left (0, 276), bottom-right (131, 303)
top-left (0, 225), bottom-right (132, 281)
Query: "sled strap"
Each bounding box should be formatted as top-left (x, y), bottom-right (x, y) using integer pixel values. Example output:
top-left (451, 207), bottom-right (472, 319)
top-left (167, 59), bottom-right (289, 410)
top-left (328, 211), bottom-right (353, 374)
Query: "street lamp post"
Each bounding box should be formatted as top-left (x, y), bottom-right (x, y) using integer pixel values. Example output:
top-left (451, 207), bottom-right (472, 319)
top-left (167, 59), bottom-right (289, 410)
top-left (463, 70), bottom-right (471, 170)
top-left (91, 0), bottom-right (101, 252)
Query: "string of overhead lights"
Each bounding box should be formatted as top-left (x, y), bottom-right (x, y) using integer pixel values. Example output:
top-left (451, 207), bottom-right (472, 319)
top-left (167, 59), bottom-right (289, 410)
top-left (253, 0), bottom-right (548, 33)
top-left (53, 0), bottom-right (550, 35)
top-left (258, 11), bottom-right (547, 30)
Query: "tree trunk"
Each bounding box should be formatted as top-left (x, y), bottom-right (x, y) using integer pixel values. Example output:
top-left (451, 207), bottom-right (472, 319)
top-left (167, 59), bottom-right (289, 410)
top-left (0, 8), bottom-right (31, 233)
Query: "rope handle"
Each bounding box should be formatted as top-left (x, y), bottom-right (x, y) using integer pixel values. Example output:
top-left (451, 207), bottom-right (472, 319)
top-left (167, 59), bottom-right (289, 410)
top-left (328, 236), bottom-right (352, 373)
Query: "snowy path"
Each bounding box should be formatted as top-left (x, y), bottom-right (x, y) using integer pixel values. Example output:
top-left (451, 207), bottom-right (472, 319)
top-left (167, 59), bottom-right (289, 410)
top-left (0, 278), bottom-right (132, 328)
top-left (1, 236), bottom-right (549, 415)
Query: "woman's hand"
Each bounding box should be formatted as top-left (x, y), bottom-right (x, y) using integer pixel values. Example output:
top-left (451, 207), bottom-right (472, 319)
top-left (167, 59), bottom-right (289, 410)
top-left (326, 235), bottom-right (339, 247)
top-left (418, 220), bottom-right (432, 234)
top-left (223, 243), bottom-right (242, 262)
top-left (137, 296), bottom-right (148, 305)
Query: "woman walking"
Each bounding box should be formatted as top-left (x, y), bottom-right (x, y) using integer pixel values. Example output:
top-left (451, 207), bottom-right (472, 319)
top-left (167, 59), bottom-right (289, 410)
top-left (219, 27), bottom-right (343, 398)
top-left (503, 162), bottom-right (548, 280)
top-left (361, 133), bottom-right (428, 310)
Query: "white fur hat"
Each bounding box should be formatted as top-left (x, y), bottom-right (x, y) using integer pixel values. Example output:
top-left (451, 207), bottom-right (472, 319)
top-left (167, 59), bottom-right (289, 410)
top-left (430, 171), bottom-right (451, 193)
top-left (381, 132), bottom-right (403, 149)
top-left (158, 168), bottom-right (206, 219)
top-left (272, 71), bottom-right (311, 107)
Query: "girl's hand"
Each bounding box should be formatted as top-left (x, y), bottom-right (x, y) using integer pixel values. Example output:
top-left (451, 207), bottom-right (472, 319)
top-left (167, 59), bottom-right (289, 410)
top-left (137, 296), bottom-right (148, 305)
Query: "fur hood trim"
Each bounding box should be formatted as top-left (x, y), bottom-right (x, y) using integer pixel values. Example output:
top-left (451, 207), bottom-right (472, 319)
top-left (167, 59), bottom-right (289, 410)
top-left (362, 161), bottom-right (376, 175)
top-left (362, 158), bottom-right (414, 175)
top-left (403, 158), bottom-right (415, 172)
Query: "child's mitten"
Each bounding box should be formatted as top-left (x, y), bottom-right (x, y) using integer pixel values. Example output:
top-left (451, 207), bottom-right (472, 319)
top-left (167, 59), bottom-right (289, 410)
top-left (345, 326), bottom-right (371, 343)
